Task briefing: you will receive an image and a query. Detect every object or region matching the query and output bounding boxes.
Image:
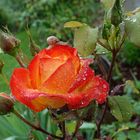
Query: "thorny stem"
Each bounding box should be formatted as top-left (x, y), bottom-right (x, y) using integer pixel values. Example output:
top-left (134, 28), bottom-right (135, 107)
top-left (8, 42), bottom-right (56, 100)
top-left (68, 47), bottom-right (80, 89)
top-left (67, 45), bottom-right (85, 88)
top-left (107, 52), bottom-right (117, 82)
top-left (49, 110), bottom-right (66, 139)
top-left (15, 49), bottom-right (30, 67)
top-left (97, 39), bottom-right (111, 51)
top-left (96, 51), bottom-right (117, 138)
top-left (13, 110), bottom-right (62, 140)
top-left (71, 119), bottom-right (81, 139)
top-left (15, 54), bottom-right (26, 67)
top-left (61, 121), bottom-right (66, 139)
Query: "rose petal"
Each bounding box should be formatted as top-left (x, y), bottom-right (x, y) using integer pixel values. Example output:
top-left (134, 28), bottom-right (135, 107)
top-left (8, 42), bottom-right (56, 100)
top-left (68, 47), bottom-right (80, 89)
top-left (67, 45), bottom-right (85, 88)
top-left (65, 76), bottom-right (109, 109)
top-left (40, 59), bottom-right (76, 94)
top-left (91, 76), bottom-right (109, 104)
top-left (10, 68), bottom-right (65, 111)
top-left (45, 45), bottom-right (80, 75)
top-left (28, 45), bottom-right (80, 89)
top-left (32, 96), bottom-right (65, 111)
top-left (28, 55), bottom-right (41, 89)
top-left (10, 68), bottom-right (108, 111)
top-left (10, 68), bottom-right (41, 110)
top-left (39, 57), bottom-right (66, 84)
top-left (28, 49), bottom-right (50, 89)
top-left (68, 58), bottom-right (94, 93)
top-left (65, 58), bottom-right (109, 108)
top-left (10, 68), bottom-right (32, 90)
top-left (46, 44), bottom-right (77, 59)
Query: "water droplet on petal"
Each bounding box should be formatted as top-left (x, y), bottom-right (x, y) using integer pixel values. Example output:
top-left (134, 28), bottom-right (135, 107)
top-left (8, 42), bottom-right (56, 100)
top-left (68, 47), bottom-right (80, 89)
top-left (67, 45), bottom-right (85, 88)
top-left (77, 78), bottom-right (81, 81)
top-left (96, 80), bottom-right (100, 86)
top-left (84, 71), bottom-right (87, 74)
top-left (103, 84), bottom-right (107, 89)
top-left (68, 94), bottom-right (72, 98)
top-left (81, 101), bottom-right (84, 105)
top-left (83, 77), bottom-right (86, 80)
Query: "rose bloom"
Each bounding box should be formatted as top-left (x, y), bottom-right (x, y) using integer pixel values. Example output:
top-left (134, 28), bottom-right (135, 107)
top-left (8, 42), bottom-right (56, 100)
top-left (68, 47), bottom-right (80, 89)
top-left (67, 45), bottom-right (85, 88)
top-left (10, 44), bottom-right (109, 112)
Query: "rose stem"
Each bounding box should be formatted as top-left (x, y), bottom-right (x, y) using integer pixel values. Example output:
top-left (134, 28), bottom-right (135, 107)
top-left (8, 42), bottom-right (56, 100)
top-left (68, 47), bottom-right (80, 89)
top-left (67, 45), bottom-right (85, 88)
top-left (13, 109), bottom-right (62, 140)
top-left (96, 51), bottom-right (117, 138)
top-left (71, 119), bottom-right (81, 139)
top-left (15, 54), bottom-right (26, 67)
top-left (62, 121), bottom-right (66, 139)
top-left (58, 121), bottom-right (66, 140)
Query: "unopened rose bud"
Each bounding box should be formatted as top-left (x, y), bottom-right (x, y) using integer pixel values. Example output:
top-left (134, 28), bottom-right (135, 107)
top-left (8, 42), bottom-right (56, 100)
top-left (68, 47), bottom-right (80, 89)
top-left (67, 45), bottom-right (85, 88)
top-left (111, 0), bottom-right (123, 27)
top-left (0, 31), bottom-right (21, 56)
top-left (0, 93), bottom-right (14, 115)
top-left (102, 23), bottom-right (111, 40)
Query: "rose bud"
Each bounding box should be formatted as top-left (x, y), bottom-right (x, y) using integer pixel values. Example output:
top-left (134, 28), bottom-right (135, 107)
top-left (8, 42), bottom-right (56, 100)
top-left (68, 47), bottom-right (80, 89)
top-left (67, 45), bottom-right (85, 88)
top-left (0, 93), bottom-right (14, 115)
top-left (0, 31), bottom-right (21, 56)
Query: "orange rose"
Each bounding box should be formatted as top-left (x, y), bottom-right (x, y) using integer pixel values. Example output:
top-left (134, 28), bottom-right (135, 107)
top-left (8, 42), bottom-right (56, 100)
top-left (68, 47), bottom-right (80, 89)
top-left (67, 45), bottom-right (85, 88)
top-left (10, 44), bottom-right (109, 112)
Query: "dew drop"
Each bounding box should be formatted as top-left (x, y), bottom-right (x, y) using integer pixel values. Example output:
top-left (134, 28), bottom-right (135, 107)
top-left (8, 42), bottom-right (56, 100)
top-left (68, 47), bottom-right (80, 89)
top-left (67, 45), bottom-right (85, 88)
top-left (83, 77), bottom-right (86, 80)
top-left (81, 101), bottom-right (84, 105)
top-left (103, 84), bottom-right (107, 89)
top-left (77, 78), bottom-right (81, 81)
top-left (132, 18), bottom-right (137, 22)
top-left (96, 80), bottom-right (100, 86)
top-left (68, 95), bottom-right (72, 98)
top-left (84, 71), bottom-right (87, 74)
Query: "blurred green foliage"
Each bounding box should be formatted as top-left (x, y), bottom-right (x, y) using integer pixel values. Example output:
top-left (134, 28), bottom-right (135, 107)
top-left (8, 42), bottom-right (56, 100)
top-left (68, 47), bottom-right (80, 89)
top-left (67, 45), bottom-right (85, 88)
top-left (122, 41), bottom-right (140, 66)
top-left (0, 0), bottom-right (101, 42)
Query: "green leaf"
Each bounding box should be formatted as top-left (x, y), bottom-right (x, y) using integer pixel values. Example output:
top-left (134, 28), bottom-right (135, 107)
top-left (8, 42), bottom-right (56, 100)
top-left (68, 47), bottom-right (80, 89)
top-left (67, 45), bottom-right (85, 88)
top-left (101, 0), bottom-right (115, 10)
top-left (125, 12), bottom-right (140, 47)
top-left (108, 96), bottom-right (133, 122)
top-left (80, 122), bottom-right (96, 129)
top-left (112, 125), bottom-right (129, 137)
top-left (74, 26), bottom-right (98, 57)
top-left (64, 21), bottom-right (85, 28)
top-left (116, 132), bottom-right (127, 140)
top-left (133, 102), bottom-right (140, 115)
top-left (96, 41), bottom-right (109, 54)
top-left (127, 130), bottom-right (140, 140)
top-left (124, 80), bottom-right (140, 94)
top-left (111, 0), bottom-right (123, 26)
top-left (101, 0), bottom-right (124, 10)
top-left (66, 121), bottom-right (76, 134)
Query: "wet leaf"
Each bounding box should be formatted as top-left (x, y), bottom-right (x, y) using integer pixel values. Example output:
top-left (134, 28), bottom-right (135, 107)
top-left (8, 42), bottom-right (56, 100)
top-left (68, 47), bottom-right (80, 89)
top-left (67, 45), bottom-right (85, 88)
top-left (96, 40), bottom-right (110, 54)
top-left (64, 21), bottom-right (85, 28)
top-left (74, 26), bottom-right (98, 57)
top-left (108, 96), bottom-right (133, 122)
top-left (124, 80), bottom-right (140, 95)
top-left (127, 130), bottom-right (140, 140)
top-left (133, 102), bottom-right (140, 115)
top-left (80, 122), bottom-right (95, 129)
top-left (125, 12), bottom-right (140, 47)
top-left (101, 0), bottom-right (115, 10)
